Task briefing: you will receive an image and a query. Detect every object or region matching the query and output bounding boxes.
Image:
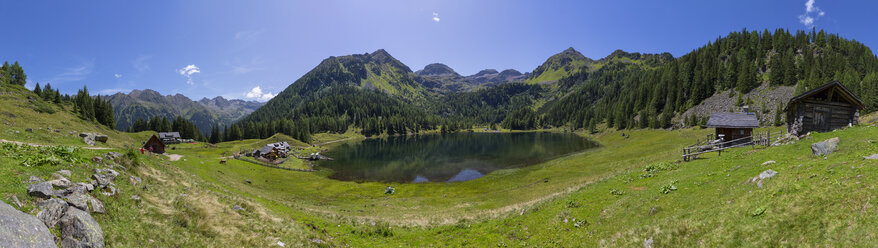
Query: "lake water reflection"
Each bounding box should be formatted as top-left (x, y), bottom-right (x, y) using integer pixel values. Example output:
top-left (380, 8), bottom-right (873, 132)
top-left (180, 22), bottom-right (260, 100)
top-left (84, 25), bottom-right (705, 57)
top-left (318, 132), bottom-right (598, 183)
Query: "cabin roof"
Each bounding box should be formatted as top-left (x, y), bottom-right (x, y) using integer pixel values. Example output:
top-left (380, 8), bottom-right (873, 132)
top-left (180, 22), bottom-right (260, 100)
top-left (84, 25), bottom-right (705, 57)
top-left (787, 81), bottom-right (865, 109)
top-left (158, 132), bottom-right (181, 139)
top-left (144, 134), bottom-right (165, 147)
top-left (706, 112), bottom-right (760, 128)
top-left (258, 145), bottom-right (274, 154)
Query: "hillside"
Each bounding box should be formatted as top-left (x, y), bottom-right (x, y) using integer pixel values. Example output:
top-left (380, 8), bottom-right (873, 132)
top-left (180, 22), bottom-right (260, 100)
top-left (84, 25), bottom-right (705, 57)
top-left (3, 69), bottom-right (878, 246)
top-left (525, 47), bottom-right (594, 84)
top-left (106, 90), bottom-right (263, 134)
top-left (542, 29), bottom-right (878, 130)
top-left (224, 28), bottom-right (878, 145)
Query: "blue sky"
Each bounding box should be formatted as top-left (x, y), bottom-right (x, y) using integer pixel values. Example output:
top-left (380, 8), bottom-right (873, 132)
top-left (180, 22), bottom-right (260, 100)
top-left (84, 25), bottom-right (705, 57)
top-left (1, 0), bottom-right (875, 101)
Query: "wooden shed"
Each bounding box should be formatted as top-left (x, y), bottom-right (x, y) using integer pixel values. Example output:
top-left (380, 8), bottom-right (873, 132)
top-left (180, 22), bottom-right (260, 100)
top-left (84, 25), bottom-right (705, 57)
top-left (706, 112), bottom-right (760, 146)
top-left (785, 81), bottom-right (864, 135)
top-left (143, 134), bottom-right (166, 154)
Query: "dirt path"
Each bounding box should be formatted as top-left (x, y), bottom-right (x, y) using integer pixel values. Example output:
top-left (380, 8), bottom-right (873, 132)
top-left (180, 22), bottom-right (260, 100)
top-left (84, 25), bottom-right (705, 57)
top-left (0, 139), bottom-right (112, 150)
top-left (165, 154), bottom-right (183, 161)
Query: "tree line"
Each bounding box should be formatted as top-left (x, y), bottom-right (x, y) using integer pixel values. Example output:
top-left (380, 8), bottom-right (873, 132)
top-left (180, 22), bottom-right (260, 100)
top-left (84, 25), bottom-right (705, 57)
top-left (128, 116), bottom-right (206, 141)
top-left (542, 28), bottom-right (878, 131)
top-left (1, 61), bottom-right (117, 129)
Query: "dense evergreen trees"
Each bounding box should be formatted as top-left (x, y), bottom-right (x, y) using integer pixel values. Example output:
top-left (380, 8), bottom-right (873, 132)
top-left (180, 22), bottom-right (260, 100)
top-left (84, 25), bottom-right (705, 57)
top-left (0, 61), bottom-right (27, 86)
top-left (543, 28), bottom-right (878, 130)
top-left (127, 115), bottom-right (206, 141)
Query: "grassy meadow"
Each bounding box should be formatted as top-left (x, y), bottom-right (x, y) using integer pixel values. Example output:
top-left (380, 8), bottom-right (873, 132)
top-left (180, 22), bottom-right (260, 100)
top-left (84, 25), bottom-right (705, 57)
top-left (2, 83), bottom-right (878, 246)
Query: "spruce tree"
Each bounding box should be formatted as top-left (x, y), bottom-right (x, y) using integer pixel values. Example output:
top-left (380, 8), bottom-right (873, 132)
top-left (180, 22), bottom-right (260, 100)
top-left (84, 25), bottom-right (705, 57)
top-left (33, 82), bottom-right (42, 96)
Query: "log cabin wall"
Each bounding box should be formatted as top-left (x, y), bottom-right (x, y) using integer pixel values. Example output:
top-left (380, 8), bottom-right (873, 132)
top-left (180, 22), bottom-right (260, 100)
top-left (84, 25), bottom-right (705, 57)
top-left (786, 82), bottom-right (862, 134)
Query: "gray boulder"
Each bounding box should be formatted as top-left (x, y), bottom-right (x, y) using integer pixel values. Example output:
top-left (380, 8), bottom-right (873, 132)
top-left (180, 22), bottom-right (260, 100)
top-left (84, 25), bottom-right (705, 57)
top-left (65, 192), bottom-right (90, 212)
top-left (49, 177), bottom-right (72, 188)
top-left (105, 152), bottom-right (122, 161)
top-left (811, 137), bottom-right (839, 156)
top-left (88, 196), bottom-right (105, 214)
top-left (865, 154), bottom-right (878, 160)
top-left (101, 186), bottom-right (117, 197)
top-left (60, 207), bottom-right (105, 248)
top-left (68, 183), bottom-right (94, 194)
top-left (57, 170), bottom-right (72, 177)
top-left (749, 169), bottom-right (779, 189)
top-left (37, 198), bottom-right (70, 229)
top-left (27, 181), bottom-right (54, 198)
top-left (83, 135), bottom-right (96, 146)
top-left (0, 199), bottom-right (57, 247)
top-left (27, 176), bottom-right (45, 183)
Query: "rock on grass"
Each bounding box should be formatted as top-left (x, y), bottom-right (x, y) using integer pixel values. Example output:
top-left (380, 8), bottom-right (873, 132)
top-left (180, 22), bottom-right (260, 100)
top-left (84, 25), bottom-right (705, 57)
top-left (60, 207), bottom-right (105, 248)
top-left (0, 199), bottom-right (57, 247)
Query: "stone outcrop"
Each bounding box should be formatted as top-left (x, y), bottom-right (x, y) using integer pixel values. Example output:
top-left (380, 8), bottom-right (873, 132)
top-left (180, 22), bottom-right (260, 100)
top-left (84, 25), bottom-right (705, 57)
top-left (79, 133), bottom-right (108, 146)
top-left (60, 207), bottom-right (105, 248)
top-left (28, 181), bottom-right (54, 198)
top-left (37, 198), bottom-right (70, 229)
top-left (0, 199), bottom-right (57, 247)
top-left (811, 137), bottom-right (840, 156)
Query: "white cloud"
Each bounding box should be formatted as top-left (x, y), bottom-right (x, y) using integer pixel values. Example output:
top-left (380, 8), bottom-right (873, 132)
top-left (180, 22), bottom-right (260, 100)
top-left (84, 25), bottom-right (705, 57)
top-left (50, 59), bottom-right (94, 83)
top-left (244, 86), bottom-right (276, 101)
top-left (98, 88), bottom-right (131, 95)
top-left (432, 12), bottom-right (440, 22)
top-left (178, 64), bottom-right (201, 85)
top-left (798, 15), bottom-right (814, 26)
top-left (798, 0), bottom-right (825, 27)
top-left (132, 55), bottom-right (152, 72)
top-left (114, 73), bottom-right (122, 79)
top-left (235, 29), bottom-right (264, 41)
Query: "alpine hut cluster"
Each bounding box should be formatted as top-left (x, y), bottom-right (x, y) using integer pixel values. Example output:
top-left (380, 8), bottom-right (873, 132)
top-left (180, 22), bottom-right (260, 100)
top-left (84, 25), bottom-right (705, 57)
top-left (785, 81), bottom-right (864, 135)
top-left (252, 142), bottom-right (292, 160)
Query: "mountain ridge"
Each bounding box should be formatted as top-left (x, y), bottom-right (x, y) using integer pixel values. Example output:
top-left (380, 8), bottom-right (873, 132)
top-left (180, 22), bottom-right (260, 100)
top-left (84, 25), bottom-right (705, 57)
top-left (106, 89), bottom-right (263, 134)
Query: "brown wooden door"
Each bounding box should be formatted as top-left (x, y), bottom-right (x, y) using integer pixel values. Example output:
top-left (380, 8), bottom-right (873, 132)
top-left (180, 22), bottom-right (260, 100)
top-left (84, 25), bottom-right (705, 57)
top-left (813, 107), bottom-right (830, 132)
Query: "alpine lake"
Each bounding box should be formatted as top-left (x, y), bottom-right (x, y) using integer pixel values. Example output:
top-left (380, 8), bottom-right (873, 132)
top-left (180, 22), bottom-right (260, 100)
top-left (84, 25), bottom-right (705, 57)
top-left (318, 132), bottom-right (599, 183)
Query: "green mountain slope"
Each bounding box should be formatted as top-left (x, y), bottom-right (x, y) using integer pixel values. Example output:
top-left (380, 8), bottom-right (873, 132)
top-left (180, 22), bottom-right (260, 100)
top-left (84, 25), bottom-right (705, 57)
top-left (106, 90), bottom-right (263, 134)
top-left (232, 28), bottom-right (878, 142)
top-left (542, 29), bottom-right (878, 130)
top-left (525, 47), bottom-right (593, 84)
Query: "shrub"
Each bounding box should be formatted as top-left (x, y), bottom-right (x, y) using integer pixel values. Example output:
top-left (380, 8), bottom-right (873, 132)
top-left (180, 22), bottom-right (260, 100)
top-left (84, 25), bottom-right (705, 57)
top-left (644, 162), bottom-right (678, 173)
top-left (659, 181), bottom-right (678, 194)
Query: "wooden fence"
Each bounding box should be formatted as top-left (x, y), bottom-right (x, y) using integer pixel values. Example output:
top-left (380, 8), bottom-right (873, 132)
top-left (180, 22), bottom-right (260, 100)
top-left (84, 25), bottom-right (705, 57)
top-left (682, 131), bottom-right (782, 162)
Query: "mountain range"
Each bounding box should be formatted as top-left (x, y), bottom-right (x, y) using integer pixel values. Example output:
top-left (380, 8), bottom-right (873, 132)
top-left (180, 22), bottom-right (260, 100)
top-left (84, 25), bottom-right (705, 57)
top-left (105, 89), bottom-right (263, 134)
top-left (113, 29), bottom-right (878, 142)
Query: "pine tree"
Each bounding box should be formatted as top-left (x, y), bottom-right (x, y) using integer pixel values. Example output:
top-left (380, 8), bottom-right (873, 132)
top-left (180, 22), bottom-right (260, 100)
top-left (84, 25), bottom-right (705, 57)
top-left (33, 82), bottom-right (42, 96)
top-left (9, 61), bottom-right (26, 86)
top-left (42, 83), bottom-right (54, 101)
top-left (773, 103), bottom-right (785, 126)
top-left (0, 62), bottom-right (9, 85)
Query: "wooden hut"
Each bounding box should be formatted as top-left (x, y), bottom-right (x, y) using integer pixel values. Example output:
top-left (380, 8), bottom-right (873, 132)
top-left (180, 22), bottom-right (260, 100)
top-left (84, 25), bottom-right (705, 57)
top-left (706, 112), bottom-right (760, 146)
top-left (143, 134), bottom-right (166, 154)
top-left (158, 132), bottom-right (181, 144)
top-left (785, 81), bottom-right (864, 134)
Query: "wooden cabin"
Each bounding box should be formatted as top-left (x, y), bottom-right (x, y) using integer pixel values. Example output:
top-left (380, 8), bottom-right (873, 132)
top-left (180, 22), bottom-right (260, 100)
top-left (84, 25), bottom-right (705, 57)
top-left (158, 132), bottom-right (181, 144)
top-left (253, 142), bottom-right (292, 160)
top-left (143, 134), bottom-right (166, 154)
top-left (785, 81), bottom-right (864, 135)
top-left (706, 112), bottom-right (760, 146)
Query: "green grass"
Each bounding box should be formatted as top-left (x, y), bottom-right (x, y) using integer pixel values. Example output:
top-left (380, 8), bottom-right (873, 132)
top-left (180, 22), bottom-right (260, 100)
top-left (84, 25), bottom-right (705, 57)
top-left (3, 83), bottom-right (878, 246)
